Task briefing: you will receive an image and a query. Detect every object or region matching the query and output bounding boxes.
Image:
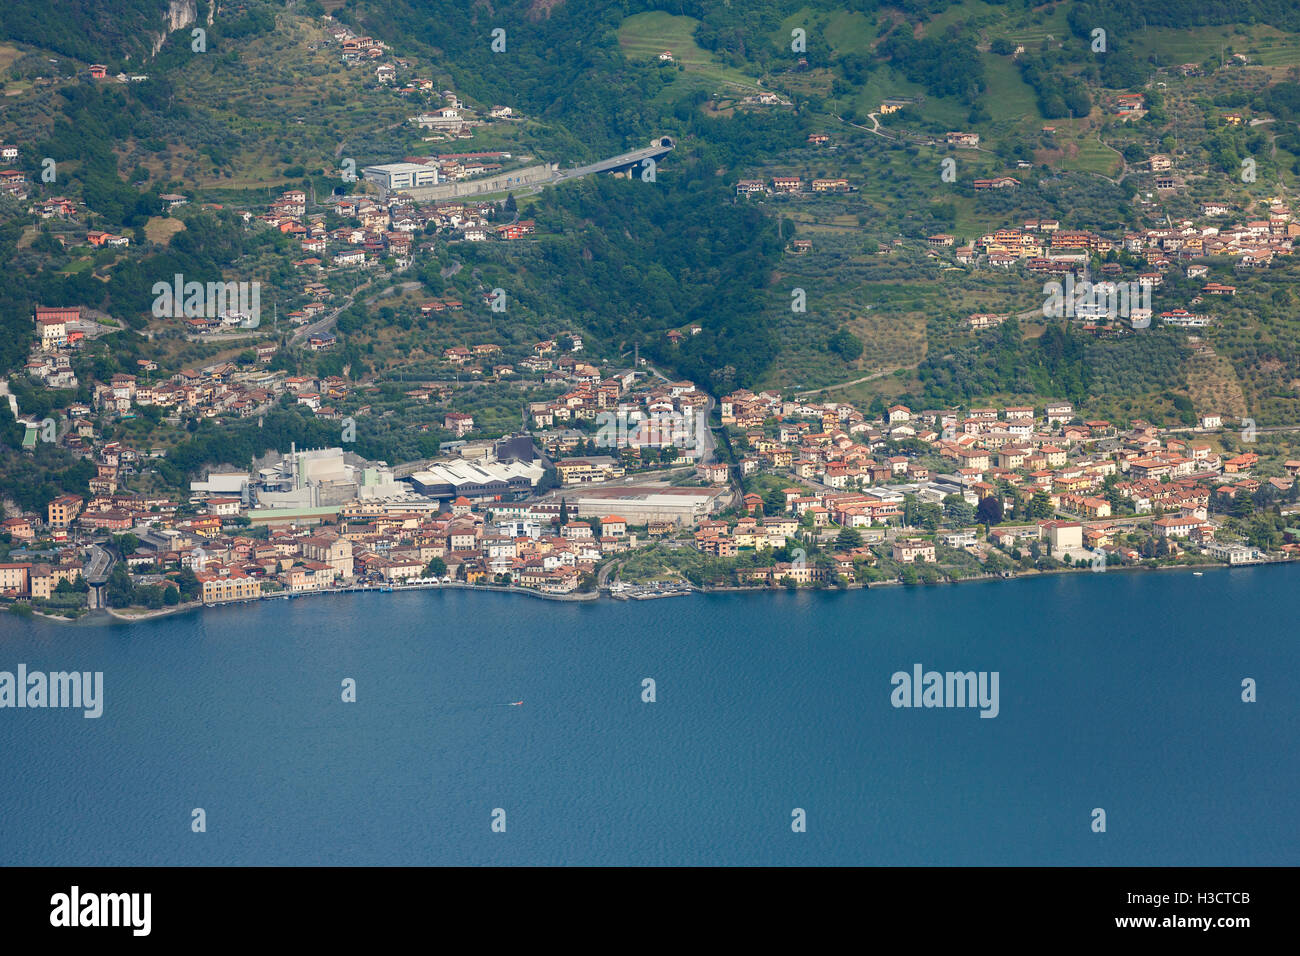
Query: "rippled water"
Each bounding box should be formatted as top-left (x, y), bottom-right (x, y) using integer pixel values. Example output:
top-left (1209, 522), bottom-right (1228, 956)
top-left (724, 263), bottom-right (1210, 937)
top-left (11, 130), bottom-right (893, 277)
top-left (1, 567), bottom-right (1295, 865)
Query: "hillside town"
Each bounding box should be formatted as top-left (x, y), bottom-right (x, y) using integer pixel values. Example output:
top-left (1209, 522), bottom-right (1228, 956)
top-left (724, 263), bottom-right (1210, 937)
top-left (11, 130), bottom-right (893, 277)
top-left (5, 6), bottom-right (1300, 625)
top-left (9, 145), bottom-right (1300, 616)
top-left (6, 364), bottom-right (1298, 618)
top-left (926, 195), bottom-right (1299, 325)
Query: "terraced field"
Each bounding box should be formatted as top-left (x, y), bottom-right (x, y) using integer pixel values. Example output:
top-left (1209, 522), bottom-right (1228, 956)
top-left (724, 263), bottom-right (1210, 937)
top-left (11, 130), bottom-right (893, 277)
top-left (618, 12), bottom-right (764, 95)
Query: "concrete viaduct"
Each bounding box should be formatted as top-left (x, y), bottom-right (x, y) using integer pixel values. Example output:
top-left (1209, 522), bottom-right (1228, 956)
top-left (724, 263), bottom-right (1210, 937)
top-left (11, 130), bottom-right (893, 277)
top-left (386, 137), bottom-right (676, 202)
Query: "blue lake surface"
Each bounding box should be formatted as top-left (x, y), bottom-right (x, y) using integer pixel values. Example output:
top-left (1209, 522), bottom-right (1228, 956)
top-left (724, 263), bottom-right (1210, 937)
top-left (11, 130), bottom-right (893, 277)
top-left (1, 567), bottom-right (1296, 865)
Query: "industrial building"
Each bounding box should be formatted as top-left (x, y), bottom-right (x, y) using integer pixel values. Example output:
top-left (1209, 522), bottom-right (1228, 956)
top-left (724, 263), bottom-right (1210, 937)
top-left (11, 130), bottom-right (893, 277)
top-left (557, 485), bottom-right (724, 527)
top-left (362, 162), bottom-right (440, 192)
top-left (247, 446), bottom-right (411, 508)
top-left (406, 458), bottom-right (545, 500)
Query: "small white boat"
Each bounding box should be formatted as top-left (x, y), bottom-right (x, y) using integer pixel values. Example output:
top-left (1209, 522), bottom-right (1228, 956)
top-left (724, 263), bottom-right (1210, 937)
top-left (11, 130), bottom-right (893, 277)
top-left (1193, 572), bottom-right (1203, 576)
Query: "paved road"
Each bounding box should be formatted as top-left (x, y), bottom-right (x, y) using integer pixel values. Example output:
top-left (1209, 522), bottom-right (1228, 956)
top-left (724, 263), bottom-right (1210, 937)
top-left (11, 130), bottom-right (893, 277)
top-left (794, 364), bottom-right (913, 399)
top-left (84, 544), bottom-right (114, 585)
top-left (844, 112), bottom-right (893, 140)
top-left (0, 381), bottom-right (18, 418)
top-left (597, 559), bottom-right (623, 588)
top-left (289, 273), bottom-right (408, 347)
top-left (552, 142), bottom-right (675, 183)
top-left (626, 362), bottom-right (719, 464)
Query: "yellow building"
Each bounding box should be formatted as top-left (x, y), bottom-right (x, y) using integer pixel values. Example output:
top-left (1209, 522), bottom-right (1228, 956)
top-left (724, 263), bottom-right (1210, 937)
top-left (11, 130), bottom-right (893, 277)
top-left (556, 457), bottom-right (625, 484)
top-left (0, 563), bottom-right (32, 595)
top-left (199, 571), bottom-right (262, 603)
top-left (48, 495), bottom-right (84, 528)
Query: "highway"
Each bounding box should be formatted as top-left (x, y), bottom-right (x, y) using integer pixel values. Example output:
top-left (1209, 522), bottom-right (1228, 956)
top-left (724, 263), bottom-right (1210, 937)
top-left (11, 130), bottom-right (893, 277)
top-left (553, 141), bottom-right (675, 183)
top-left (83, 544), bottom-right (115, 610)
top-left (84, 543), bottom-right (114, 584)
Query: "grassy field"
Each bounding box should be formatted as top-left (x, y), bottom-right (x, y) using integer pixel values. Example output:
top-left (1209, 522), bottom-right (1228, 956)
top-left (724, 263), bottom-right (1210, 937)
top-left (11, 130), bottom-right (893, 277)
top-left (0, 44), bottom-right (29, 96)
top-left (617, 12), bottom-right (763, 94)
top-left (796, 9), bottom-right (880, 56)
top-left (923, 0), bottom-right (1013, 36)
top-left (1051, 126), bottom-right (1125, 177)
top-left (1186, 348), bottom-right (1250, 419)
top-left (979, 18), bottom-right (1300, 70)
top-left (144, 217), bottom-right (186, 245)
top-left (983, 4), bottom-right (1073, 49)
top-left (981, 52), bottom-right (1041, 127)
top-left (1137, 24), bottom-right (1300, 66)
top-left (57, 257), bottom-right (94, 275)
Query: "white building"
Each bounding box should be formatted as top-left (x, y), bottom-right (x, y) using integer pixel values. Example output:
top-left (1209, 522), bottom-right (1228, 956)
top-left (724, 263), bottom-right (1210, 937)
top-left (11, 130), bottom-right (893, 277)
top-left (1205, 542), bottom-right (1263, 564)
top-left (362, 163), bottom-right (440, 191)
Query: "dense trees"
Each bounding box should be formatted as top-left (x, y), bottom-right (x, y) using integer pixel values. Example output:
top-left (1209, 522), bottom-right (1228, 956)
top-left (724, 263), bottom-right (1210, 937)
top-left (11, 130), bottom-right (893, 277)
top-left (1069, 0), bottom-right (1300, 31)
top-left (353, 0), bottom-right (658, 157)
top-left (876, 28), bottom-right (985, 103)
top-left (1017, 54), bottom-right (1091, 120)
top-left (917, 320), bottom-right (1190, 409)
top-left (106, 564), bottom-right (135, 608)
top-left (516, 161), bottom-right (783, 392)
top-left (0, 0), bottom-right (180, 62)
top-left (835, 527), bottom-right (862, 550)
top-left (827, 328), bottom-right (864, 362)
top-left (158, 408), bottom-right (346, 485)
top-left (975, 496), bottom-right (1003, 526)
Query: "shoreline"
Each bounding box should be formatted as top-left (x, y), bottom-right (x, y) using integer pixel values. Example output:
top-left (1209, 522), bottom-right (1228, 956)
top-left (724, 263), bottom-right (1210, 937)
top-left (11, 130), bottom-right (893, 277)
top-left (107, 602), bottom-right (205, 622)
top-left (6, 557), bottom-right (1289, 625)
top-left (692, 555), bottom-right (1287, 595)
top-left (194, 579), bottom-right (600, 614)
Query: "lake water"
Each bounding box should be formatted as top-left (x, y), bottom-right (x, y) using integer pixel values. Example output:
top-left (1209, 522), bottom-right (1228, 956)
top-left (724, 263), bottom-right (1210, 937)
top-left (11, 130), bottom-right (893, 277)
top-left (1, 567), bottom-right (1296, 865)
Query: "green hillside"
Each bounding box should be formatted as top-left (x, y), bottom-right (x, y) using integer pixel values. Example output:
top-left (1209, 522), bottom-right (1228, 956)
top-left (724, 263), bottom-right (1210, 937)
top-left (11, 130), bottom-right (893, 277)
top-left (5, 0), bottom-right (1300, 497)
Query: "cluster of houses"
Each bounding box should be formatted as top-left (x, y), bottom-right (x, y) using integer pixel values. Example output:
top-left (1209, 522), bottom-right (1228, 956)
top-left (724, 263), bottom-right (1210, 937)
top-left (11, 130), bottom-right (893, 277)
top-left (183, 503), bottom-right (591, 599)
top-left (324, 22), bottom-right (390, 64)
top-left (735, 176), bottom-right (855, 197)
top-left (0, 487), bottom-right (653, 603)
top-left (942, 197), bottom-right (1296, 275)
top-left (257, 188), bottom-right (414, 272)
top-left (0, 146), bottom-right (28, 200)
top-left (82, 364), bottom-right (354, 423)
top-left (529, 373), bottom-right (708, 468)
top-left (85, 65), bottom-right (148, 83)
top-left (741, 92), bottom-right (787, 107)
top-left (1113, 92), bottom-right (1146, 116)
top-left (433, 332), bottom-right (591, 384)
top-left (251, 183), bottom-right (529, 281)
top-left (28, 196), bottom-right (81, 219)
top-left (7, 367), bottom-right (1296, 605)
top-left (707, 387), bottom-right (1294, 573)
top-left (322, 15), bottom-right (519, 132)
top-left (0, 156), bottom-right (124, 230)
top-left (402, 150), bottom-right (516, 184)
top-left (20, 306), bottom-right (361, 443)
top-left (25, 305), bottom-right (92, 389)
